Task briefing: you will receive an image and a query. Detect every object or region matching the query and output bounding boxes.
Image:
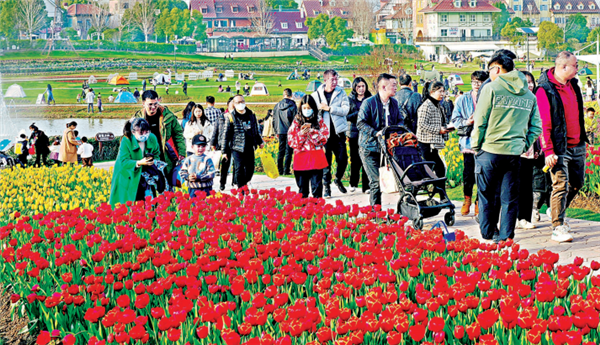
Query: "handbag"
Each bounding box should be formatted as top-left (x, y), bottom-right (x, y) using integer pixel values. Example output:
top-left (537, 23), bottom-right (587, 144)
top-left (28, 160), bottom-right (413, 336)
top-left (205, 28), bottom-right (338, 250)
top-left (258, 149), bottom-right (279, 179)
top-left (456, 124), bottom-right (473, 137)
top-left (29, 146), bottom-right (36, 155)
top-left (379, 157), bottom-right (398, 194)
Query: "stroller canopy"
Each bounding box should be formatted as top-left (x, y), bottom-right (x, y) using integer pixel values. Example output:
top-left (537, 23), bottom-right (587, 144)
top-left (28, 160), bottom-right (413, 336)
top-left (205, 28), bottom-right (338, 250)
top-left (115, 91), bottom-right (137, 103)
top-left (108, 75), bottom-right (129, 85)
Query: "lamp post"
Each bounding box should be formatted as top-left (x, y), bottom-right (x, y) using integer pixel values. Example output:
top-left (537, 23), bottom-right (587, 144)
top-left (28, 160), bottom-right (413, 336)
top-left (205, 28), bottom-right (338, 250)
top-left (573, 35), bottom-right (600, 102)
top-left (174, 35), bottom-right (178, 74)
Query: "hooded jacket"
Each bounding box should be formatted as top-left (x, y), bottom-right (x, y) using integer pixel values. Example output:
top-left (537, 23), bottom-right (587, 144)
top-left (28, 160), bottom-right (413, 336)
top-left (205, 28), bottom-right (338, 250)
top-left (273, 98), bottom-right (297, 135)
top-left (471, 70), bottom-right (542, 156)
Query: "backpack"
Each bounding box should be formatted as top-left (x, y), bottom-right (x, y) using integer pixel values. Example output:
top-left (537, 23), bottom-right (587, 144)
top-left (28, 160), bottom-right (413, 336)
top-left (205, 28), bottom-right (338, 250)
top-left (15, 142), bottom-right (23, 155)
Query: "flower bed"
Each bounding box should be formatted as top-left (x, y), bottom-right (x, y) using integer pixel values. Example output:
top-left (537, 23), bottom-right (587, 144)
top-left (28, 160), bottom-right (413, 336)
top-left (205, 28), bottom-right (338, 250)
top-left (1, 189), bottom-right (600, 344)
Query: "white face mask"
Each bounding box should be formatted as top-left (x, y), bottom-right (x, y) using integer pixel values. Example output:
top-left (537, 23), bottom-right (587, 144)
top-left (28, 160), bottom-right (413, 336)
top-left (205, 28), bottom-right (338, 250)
top-left (135, 133), bottom-right (149, 142)
top-left (235, 103), bottom-right (246, 112)
top-left (302, 109), bottom-right (313, 118)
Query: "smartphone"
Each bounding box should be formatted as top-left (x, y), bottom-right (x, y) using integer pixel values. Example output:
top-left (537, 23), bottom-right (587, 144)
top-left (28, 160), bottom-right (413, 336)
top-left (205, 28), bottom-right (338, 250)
top-left (144, 153), bottom-right (154, 160)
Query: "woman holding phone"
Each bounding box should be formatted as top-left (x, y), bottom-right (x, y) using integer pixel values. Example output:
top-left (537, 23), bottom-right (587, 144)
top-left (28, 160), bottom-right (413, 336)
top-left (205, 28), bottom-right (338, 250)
top-left (110, 118), bottom-right (161, 206)
top-left (287, 95), bottom-right (329, 198)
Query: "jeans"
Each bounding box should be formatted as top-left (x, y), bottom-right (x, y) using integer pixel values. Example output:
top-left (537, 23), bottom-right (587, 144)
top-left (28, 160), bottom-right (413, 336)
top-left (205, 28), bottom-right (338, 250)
top-left (87, 103), bottom-right (94, 113)
top-left (518, 157), bottom-right (535, 222)
top-left (324, 132), bottom-right (348, 186)
top-left (476, 151), bottom-right (520, 240)
top-left (232, 149), bottom-right (255, 188)
top-left (294, 169), bottom-right (324, 198)
top-left (360, 149), bottom-right (382, 206)
top-left (549, 144), bottom-right (586, 228)
top-left (190, 187), bottom-right (213, 198)
top-left (463, 153), bottom-right (475, 197)
top-left (419, 143), bottom-right (446, 192)
top-left (349, 137), bottom-right (370, 191)
top-left (277, 134), bottom-right (293, 175)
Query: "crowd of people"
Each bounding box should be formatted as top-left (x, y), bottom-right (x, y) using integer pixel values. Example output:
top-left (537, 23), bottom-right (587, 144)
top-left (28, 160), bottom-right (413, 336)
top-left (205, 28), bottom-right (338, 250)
top-left (16, 49), bottom-right (598, 245)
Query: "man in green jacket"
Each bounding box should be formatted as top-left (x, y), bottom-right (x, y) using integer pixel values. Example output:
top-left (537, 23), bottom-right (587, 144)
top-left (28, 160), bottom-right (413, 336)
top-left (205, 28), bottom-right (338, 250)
top-left (133, 90), bottom-right (186, 179)
top-left (472, 52), bottom-right (542, 243)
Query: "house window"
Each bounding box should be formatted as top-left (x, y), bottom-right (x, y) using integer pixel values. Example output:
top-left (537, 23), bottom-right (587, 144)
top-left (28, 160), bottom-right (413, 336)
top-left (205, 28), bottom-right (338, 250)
top-left (417, 14), bottom-right (423, 24)
top-left (591, 4), bottom-right (596, 9)
top-left (341, 10), bottom-right (348, 15)
top-left (484, 14), bottom-right (491, 21)
top-left (566, 4), bottom-right (572, 9)
top-left (216, 6), bottom-right (223, 13)
top-left (540, 4), bottom-right (548, 10)
top-left (232, 5), bottom-right (239, 13)
top-left (441, 29), bottom-right (448, 36)
top-left (201, 7), bottom-right (207, 14)
top-left (470, 0), bottom-right (476, 6)
top-left (123, 3), bottom-right (129, 9)
top-left (330, 0), bottom-right (337, 5)
top-left (441, 14), bottom-right (448, 22)
top-left (554, 4), bottom-right (560, 9)
top-left (454, 0), bottom-right (461, 7)
top-left (281, 22), bottom-right (288, 29)
top-left (206, 21), bottom-right (212, 28)
top-left (513, 5), bottom-right (521, 10)
top-left (577, 4), bottom-right (583, 9)
top-left (487, 29), bottom-right (491, 36)
top-left (231, 20), bottom-right (236, 27)
top-left (460, 14), bottom-right (466, 22)
top-left (470, 14), bottom-right (476, 21)
top-left (313, 10), bottom-right (320, 15)
top-left (296, 22), bottom-right (303, 28)
top-left (248, 6), bottom-right (255, 13)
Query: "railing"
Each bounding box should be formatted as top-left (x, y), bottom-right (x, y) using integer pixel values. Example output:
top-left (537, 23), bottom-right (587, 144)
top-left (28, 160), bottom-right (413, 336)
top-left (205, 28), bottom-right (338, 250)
top-left (308, 46), bottom-right (330, 62)
top-left (415, 35), bottom-right (506, 42)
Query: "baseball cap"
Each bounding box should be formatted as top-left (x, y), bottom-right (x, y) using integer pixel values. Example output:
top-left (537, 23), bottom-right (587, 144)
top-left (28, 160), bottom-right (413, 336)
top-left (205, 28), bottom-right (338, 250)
top-left (192, 134), bottom-right (207, 146)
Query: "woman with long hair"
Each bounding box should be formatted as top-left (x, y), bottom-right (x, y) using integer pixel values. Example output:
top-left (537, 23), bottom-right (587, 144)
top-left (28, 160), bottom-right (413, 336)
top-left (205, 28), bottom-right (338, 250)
top-left (46, 84), bottom-right (55, 105)
top-left (347, 77), bottom-right (371, 193)
top-left (287, 95), bottom-right (329, 198)
top-left (110, 118), bottom-right (161, 206)
top-left (417, 81), bottom-right (450, 193)
top-left (181, 101), bottom-right (196, 130)
top-left (184, 104), bottom-right (214, 156)
top-left (58, 121), bottom-right (79, 164)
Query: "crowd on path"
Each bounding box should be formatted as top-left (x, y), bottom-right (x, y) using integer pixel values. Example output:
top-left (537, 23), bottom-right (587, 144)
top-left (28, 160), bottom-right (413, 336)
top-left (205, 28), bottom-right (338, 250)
top-left (17, 49), bottom-right (599, 246)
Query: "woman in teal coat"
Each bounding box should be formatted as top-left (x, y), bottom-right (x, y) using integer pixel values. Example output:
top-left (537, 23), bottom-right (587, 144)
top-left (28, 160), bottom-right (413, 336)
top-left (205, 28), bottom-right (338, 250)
top-left (110, 118), bottom-right (161, 206)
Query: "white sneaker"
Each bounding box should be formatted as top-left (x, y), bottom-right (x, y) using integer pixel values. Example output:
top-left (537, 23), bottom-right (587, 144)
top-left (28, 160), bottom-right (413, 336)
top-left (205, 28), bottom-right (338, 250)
top-left (551, 225), bottom-right (573, 243)
top-left (516, 219), bottom-right (536, 229)
top-left (546, 208), bottom-right (552, 221)
top-left (532, 209), bottom-right (540, 222)
top-left (349, 187), bottom-right (356, 192)
top-left (364, 189), bottom-right (370, 194)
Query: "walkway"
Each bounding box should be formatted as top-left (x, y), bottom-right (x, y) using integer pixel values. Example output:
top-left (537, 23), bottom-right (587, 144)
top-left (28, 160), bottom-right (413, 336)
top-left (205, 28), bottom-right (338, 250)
top-left (94, 161), bottom-right (600, 266)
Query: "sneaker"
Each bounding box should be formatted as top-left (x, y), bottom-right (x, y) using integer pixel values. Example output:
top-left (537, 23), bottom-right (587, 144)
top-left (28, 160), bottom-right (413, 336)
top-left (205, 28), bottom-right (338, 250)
top-left (546, 208), bottom-right (552, 221)
top-left (551, 225), bottom-right (573, 242)
top-left (324, 184), bottom-right (331, 199)
top-left (220, 185), bottom-right (225, 191)
top-left (334, 179), bottom-right (347, 194)
top-left (516, 219), bottom-right (536, 229)
top-left (349, 186), bottom-right (356, 192)
top-left (364, 189), bottom-right (370, 194)
top-left (532, 209), bottom-right (540, 222)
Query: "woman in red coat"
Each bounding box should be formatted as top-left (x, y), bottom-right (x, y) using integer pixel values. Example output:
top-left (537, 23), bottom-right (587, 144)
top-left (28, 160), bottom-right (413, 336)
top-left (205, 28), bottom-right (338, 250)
top-left (287, 95), bottom-right (329, 198)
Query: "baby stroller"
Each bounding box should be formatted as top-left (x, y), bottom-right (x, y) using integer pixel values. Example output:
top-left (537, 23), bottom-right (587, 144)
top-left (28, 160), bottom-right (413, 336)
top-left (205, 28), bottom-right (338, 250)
top-left (0, 139), bottom-right (16, 170)
top-left (378, 126), bottom-right (455, 230)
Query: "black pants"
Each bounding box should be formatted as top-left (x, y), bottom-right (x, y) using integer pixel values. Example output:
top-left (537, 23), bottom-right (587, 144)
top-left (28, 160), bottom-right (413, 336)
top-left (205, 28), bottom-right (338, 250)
top-left (232, 149), bottom-right (255, 188)
top-left (360, 149), bottom-right (382, 206)
top-left (294, 169), bottom-right (323, 198)
top-left (324, 132), bottom-right (348, 186)
top-left (277, 134), bottom-right (293, 175)
top-left (419, 143), bottom-right (446, 192)
top-left (463, 153), bottom-right (475, 197)
top-left (349, 137), bottom-right (369, 191)
top-left (35, 153), bottom-right (48, 167)
top-left (17, 154), bottom-right (27, 167)
top-left (517, 157), bottom-right (535, 222)
top-left (220, 154), bottom-right (232, 186)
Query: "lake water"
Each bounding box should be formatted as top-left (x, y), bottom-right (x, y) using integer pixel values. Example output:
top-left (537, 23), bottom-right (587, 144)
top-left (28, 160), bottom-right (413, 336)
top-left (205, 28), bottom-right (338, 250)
top-left (12, 117), bottom-right (132, 137)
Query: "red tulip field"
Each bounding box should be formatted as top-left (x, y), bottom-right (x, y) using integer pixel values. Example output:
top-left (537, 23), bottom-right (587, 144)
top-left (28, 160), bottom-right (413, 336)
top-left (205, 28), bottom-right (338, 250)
top-left (1, 188), bottom-right (600, 345)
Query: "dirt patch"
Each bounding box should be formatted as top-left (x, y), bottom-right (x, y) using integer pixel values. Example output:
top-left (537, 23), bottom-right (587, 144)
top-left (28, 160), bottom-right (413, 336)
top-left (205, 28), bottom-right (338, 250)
top-left (0, 286), bottom-right (32, 344)
top-left (571, 194), bottom-right (600, 214)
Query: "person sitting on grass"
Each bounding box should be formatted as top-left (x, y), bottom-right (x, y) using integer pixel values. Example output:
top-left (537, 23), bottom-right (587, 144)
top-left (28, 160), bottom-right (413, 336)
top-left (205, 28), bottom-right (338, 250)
top-left (179, 134), bottom-right (216, 198)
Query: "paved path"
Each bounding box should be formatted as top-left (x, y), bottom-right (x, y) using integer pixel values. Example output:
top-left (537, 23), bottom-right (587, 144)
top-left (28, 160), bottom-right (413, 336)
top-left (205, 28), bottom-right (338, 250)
top-left (94, 161), bottom-right (599, 266)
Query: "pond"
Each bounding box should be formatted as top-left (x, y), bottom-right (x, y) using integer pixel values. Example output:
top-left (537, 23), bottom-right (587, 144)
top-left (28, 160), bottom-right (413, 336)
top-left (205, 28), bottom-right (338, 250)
top-left (12, 117), bottom-right (133, 137)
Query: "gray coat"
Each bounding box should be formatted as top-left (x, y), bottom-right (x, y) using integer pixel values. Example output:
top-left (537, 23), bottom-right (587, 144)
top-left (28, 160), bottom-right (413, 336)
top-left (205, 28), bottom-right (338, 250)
top-left (311, 84), bottom-right (350, 135)
top-left (393, 87), bottom-right (421, 133)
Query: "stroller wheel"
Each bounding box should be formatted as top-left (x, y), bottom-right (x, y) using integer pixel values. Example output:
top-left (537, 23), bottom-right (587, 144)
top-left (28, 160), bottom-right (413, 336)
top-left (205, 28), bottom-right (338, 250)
top-left (444, 212), bottom-right (455, 226)
top-left (413, 218), bottom-right (423, 230)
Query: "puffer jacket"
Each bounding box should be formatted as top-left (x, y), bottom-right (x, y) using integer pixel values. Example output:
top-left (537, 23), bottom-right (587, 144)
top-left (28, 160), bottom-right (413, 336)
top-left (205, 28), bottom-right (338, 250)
top-left (357, 93), bottom-right (403, 153)
top-left (346, 92), bottom-right (369, 139)
top-left (311, 84), bottom-right (350, 135)
top-left (220, 108), bottom-right (264, 155)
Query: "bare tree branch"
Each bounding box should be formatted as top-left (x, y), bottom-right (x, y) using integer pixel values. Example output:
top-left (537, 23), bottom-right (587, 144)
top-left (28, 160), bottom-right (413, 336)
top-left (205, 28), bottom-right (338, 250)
top-left (131, 0), bottom-right (157, 42)
top-left (115, 11), bottom-right (134, 42)
top-left (251, 0), bottom-right (274, 36)
top-left (89, 3), bottom-right (110, 40)
top-left (350, 0), bottom-right (376, 39)
top-left (17, 0), bottom-right (46, 42)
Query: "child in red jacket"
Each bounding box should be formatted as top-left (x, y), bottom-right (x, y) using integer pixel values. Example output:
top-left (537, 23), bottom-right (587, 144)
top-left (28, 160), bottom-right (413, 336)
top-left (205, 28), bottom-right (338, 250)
top-left (287, 95), bottom-right (329, 198)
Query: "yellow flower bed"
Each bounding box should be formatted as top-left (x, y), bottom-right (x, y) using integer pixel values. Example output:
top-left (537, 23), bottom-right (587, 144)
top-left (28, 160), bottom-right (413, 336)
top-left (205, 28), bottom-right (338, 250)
top-left (440, 133), bottom-right (464, 187)
top-left (0, 165), bottom-right (111, 219)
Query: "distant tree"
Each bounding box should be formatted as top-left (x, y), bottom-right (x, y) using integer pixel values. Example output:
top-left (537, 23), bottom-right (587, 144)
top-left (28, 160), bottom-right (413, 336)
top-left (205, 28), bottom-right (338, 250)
top-left (190, 10), bottom-right (207, 42)
top-left (267, 0), bottom-right (298, 9)
top-left (103, 28), bottom-right (119, 42)
top-left (501, 22), bottom-right (525, 48)
top-left (511, 17), bottom-right (533, 27)
top-left (324, 17), bottom-right (353, 50)
top-left (306, 13), bottom-right (329, 43)
top-left (350, 0), bottom-right (376, 39)
top-left (115, 10), bottom-right (134, 42)
top-left (155, 8), bottom-right (206, 42)
top-left (537, 21), bottom-right (563, 51)
top-left (17, 0), bottom-right (47, 42)
top-left (564, 13), bottom-right (590, 43)
top-left (61, 0), bottom-right (87, 5)
top-left (587, 27), bottom-right (600, 47)
top-left (130, 0), bottom-right (157, 42)
top-left (251, 0), bottom-right (274, 36)
top-left (492, 2), bottom-right (510, 36)
top-left (156, 0), bottom-right (188, 12)
top-left (0, 0), bottom-right (19, 39)
top-left (61, 27), bottom-right (79, 40)
top-left (89, 3), bottom-right (110, 40)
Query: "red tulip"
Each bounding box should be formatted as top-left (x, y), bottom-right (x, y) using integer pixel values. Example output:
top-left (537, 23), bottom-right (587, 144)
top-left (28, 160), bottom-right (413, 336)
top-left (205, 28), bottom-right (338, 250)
top-left (454, 325), bottom-right (465, 339)
top-left (167, 328), bottom-right (181, 342)
top-left (477, 309), bottom-right (499, 329)
top-left (196, 326), bottom-right (209, 338)
top-left (428, 317), bottom-right (445, 333)
top-left (409, 324), bottom-right (426, 342)
top-left (36, 331), bottom-right (51, 345)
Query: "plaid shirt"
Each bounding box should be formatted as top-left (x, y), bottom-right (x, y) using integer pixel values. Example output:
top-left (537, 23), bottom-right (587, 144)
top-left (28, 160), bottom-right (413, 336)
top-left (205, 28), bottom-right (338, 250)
top-left (417, 98), bottom-right (449, 149)
top-left (205, 106), bottom-right (222, 126)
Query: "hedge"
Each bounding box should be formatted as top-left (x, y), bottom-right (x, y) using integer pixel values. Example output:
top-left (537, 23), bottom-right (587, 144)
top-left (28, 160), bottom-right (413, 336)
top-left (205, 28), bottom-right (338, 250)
top-left (321, 44), bottom-right (419, 56)
top-left (5, 40), bottom-right (197, 54)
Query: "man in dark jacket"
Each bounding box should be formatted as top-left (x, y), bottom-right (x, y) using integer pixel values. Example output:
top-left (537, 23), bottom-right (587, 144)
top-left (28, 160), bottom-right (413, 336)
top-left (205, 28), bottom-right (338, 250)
top-left (220, 95), bottom-right (264, 189)
top-left (29, 124), bottom-right (50, 167)
top-left (273, 88), bottom-right (297, 175)
top-left (394, 74), bottom-right (421, 133)
top-left (536, 51), bottom-right (587, 243)
top-left (357, 73), bottom-right (403, 206)
top-left (212, 97), bottom-right (235, 190)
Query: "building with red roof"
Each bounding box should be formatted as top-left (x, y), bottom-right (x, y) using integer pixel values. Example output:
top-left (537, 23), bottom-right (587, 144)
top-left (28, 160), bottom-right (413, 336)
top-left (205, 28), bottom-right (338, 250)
top-left (300, 0), bottom-right (353, 19)
top-left (189, 0), bottom-right (260, 35)
top-left (65, 4), bottom-right (109, 40)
